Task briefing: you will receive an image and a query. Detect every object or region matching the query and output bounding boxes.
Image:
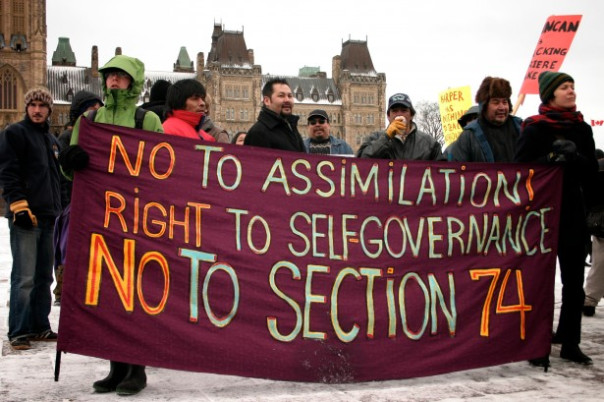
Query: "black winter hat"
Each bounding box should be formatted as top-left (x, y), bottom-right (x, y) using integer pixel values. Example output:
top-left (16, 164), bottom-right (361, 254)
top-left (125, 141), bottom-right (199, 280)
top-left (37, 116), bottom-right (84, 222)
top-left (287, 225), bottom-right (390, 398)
top-left (150, 79), bottom-right (171, 103)
top-left (70, 90), bottom-right (103, 125)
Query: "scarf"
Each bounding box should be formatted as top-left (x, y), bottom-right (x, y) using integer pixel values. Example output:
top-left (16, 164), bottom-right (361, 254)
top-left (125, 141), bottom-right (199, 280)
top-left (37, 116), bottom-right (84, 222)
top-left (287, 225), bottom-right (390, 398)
top-left (522, 103), bottom-right (584, 130)
top-left (167, 110), bottom-right (215, 142)
top-left (169, 109), bottom-right (203, 127)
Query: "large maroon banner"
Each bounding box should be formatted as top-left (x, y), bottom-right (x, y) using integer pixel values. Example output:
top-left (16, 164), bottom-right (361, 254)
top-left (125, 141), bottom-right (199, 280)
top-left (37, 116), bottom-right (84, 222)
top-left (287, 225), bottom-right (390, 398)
top-left (58, 119), bottom-right (563, 382)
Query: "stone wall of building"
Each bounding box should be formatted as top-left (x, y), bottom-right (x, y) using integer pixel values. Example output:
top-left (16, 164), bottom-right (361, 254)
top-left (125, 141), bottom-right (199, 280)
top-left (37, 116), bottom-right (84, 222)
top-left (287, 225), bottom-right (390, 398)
top-left (0, 0), bottom-right (47, 128)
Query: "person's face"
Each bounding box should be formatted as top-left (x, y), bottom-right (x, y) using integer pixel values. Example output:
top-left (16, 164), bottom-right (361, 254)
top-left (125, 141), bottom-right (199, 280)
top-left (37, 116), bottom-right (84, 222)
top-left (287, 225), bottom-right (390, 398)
top-left (27, 100), bottom-right (50, 124)
top-left (307, 116), bottom-right (330, 140)
top-left (105, 70), bottom-right (132, 90)
top-left (264, 84), bottom-right (294, 115)
top-left (485, 98), bottom-right (509, 125)
top-left (550, 81), bottom-right (576, 109)
top-left (185, 95), bottom-right (206, 113)
top-left (235, 134), bottom-right (246, 145)
top-left (387, 105), bottom-right (413, 131)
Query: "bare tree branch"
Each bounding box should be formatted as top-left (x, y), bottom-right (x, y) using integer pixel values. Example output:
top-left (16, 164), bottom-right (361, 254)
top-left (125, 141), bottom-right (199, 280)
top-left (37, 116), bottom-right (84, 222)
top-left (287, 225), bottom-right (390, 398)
top-left (414, 101), bottom-right (445, 147)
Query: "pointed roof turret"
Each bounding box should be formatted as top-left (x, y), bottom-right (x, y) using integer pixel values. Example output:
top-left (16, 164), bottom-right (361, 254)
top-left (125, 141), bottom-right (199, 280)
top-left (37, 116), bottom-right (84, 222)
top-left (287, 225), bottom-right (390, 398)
top-left (206, 26), bottom-right (252, 67)
top-left (340, 39), bottom-right (376, 74)
top-left (52, 37), bottom-right (76, 66)
top-left (174, 46), bottom-right (194, 72)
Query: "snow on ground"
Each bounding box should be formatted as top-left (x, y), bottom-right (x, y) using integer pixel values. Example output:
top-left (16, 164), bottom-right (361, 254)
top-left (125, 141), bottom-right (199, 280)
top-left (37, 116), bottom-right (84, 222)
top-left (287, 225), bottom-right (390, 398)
top-left (1, 217), bottom-right (604, 401)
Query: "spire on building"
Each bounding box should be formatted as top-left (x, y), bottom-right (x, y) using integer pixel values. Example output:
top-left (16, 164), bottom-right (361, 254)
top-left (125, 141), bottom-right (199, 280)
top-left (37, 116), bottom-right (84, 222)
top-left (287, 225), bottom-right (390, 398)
top-left (52, 37), bottom-right (76, 66)
top-left (174, 46), bottom-right (194, 72)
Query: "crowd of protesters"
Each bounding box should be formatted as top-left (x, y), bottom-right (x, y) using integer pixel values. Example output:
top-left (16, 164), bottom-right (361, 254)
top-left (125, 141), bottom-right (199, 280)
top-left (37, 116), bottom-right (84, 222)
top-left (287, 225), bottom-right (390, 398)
top-left (0, 50), bottom-right (601, 396)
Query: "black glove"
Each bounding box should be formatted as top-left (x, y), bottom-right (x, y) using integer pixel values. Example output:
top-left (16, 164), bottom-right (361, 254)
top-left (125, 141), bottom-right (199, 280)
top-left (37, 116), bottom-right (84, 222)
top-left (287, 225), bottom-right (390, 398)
top-left (14, 210), bottom-right (35, 229)
top-left (59, 145), bottom-right (89, 171)
top-left (548, 139), bottom-right (577, 162)
top-left (10, 200), bottom-right (38, 229)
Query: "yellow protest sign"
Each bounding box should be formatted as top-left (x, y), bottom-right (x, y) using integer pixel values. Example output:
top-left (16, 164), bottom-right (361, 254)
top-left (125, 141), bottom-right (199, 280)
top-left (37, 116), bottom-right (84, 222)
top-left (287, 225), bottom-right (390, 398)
top-left (439, 86), bottom-right (472, 146)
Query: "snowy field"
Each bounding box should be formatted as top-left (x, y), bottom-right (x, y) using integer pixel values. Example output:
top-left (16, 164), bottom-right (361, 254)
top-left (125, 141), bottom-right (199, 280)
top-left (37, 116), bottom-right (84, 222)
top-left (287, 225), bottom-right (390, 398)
top-left (1, 217), bottom-right (604, 401)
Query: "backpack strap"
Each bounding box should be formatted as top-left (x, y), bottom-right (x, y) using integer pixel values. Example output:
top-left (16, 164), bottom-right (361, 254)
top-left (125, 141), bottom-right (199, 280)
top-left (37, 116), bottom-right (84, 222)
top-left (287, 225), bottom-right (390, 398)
top-left (135, 107), bottom-right (148, 130)
top-left (86, 107), bottom-right (147, 129)
top-left (86, 109), bottom-right (98, 123)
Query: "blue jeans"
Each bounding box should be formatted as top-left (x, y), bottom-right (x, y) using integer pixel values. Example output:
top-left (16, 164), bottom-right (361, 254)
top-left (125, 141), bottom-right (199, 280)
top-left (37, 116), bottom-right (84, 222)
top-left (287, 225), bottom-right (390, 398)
top-left (8, 218), bottom-right (55, 340)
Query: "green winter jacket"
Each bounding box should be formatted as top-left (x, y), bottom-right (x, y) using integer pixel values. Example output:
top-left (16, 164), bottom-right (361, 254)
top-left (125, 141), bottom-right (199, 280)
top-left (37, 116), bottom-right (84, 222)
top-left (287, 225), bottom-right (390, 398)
top-left (70, 55), bottom-right (163, 146)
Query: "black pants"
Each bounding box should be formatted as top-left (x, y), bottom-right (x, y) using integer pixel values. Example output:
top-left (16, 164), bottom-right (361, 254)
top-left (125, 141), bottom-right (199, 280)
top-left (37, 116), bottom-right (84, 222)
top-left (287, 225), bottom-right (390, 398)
top-left (555, 198), bottom-right (586, 345)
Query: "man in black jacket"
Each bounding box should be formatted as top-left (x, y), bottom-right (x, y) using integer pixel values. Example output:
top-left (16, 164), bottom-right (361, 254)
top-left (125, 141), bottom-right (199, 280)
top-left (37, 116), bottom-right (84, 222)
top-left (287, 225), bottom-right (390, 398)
top-left (0, 87), bottom-right (62, 350)
top-left (244, 78), bottom-right (305, 152)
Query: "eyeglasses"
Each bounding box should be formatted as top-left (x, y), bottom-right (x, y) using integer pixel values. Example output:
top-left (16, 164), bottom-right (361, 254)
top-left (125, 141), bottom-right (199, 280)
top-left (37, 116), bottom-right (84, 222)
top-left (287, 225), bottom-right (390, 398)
top-left (308, 118), bottom-right (326, 125)
top-left (106, 71), bottom-right (130, 79)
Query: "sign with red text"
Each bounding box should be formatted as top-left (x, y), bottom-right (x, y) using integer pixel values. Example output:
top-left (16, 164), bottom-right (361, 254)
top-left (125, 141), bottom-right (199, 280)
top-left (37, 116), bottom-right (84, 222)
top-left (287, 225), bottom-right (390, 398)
top-left (58, 119), bottom-right (563, 383)
top-left (438, 86), bottom-right (473, 146)
top-left (519, 15), bottom-right (582, 95)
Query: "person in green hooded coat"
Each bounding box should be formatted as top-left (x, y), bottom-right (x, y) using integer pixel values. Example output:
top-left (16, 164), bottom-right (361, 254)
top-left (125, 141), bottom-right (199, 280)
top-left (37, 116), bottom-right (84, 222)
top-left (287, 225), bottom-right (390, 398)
top-left (58, 54), bottom-right (163, 396)
top-left (60, 54), bottom-right (163, 177)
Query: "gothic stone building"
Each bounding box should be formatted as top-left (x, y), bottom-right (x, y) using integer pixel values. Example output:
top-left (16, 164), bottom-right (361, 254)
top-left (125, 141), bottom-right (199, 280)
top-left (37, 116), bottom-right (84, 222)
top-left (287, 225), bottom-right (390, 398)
top-left (1, 0), bottom-right (386, 151)
top-left (0, 0), bottom-right (47, 128)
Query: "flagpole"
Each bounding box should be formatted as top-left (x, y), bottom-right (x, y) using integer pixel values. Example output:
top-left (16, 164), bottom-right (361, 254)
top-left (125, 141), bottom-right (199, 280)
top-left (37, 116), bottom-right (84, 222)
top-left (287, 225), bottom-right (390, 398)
top-left (512, 93), bottom-right (526, 116)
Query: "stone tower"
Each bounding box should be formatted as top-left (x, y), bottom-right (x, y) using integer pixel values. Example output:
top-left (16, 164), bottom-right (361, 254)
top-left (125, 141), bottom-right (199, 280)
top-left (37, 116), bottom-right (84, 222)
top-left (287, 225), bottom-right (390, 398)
top-left (0, 0), bottom-right (47, 128)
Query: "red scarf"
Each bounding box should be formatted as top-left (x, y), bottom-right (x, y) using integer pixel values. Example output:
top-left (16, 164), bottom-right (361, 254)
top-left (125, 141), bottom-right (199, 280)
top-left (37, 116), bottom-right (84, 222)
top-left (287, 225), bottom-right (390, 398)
top-left (167, 110), bottom-right (215, 142)
top-left (522, 103), bottom-right (584, 130)
top-left (170, 109), bottom-right (203, 127)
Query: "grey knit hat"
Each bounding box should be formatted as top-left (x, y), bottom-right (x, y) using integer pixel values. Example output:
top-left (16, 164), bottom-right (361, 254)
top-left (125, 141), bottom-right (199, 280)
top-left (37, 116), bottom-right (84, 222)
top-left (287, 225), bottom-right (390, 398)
top-left (24, 87), bottom-right (54, 114)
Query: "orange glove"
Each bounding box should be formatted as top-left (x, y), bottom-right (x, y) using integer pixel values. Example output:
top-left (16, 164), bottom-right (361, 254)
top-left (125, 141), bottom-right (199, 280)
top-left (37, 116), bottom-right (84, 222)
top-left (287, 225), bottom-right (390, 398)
top-left (386, 117), bottom-right (407, 138)
top-left (10, 200), bottom-right (38, 228)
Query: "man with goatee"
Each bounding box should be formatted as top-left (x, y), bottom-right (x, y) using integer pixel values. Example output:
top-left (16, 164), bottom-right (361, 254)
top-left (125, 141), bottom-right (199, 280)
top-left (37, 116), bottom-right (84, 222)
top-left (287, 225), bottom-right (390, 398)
top-left (245, 77), bottom-right (305, 152)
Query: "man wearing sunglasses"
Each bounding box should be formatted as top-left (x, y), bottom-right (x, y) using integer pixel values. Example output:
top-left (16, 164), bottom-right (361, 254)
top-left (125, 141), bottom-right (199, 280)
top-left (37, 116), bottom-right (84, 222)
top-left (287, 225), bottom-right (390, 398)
top-left (357, 93), bottom-right (443, 160)
top-left (303, 109), bottom-right (353, 156)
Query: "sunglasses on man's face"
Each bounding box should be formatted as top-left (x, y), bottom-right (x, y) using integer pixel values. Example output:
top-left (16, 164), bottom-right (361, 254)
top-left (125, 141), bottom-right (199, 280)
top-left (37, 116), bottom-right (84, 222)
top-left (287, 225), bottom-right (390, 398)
top-left (308, 118), bottom-right (326, 125)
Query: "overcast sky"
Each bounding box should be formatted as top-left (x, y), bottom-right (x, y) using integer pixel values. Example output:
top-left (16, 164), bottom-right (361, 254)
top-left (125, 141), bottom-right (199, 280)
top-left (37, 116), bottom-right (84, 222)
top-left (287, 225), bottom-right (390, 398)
top-left (47, 0), bottom-right (604, 146)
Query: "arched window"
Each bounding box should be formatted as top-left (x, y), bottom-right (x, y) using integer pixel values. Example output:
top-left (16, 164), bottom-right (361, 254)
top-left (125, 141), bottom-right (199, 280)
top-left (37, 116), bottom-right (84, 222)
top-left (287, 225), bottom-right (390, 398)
top-left (326, 87), bottom-right (335, 103)
top-left (0, 67), bottom-right (19, 111)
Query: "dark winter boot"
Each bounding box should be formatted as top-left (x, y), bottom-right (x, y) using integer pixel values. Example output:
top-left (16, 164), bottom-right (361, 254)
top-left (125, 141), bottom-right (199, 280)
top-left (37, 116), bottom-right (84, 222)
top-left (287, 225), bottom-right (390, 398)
top-left (560, 344), bottom-right (593, 365)
top-left (93, 361), bottom-right (129, 393)
top-left (116, 364), bottom-right (147, 396)
top-left (528, 355), bottom-right (550, 372)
